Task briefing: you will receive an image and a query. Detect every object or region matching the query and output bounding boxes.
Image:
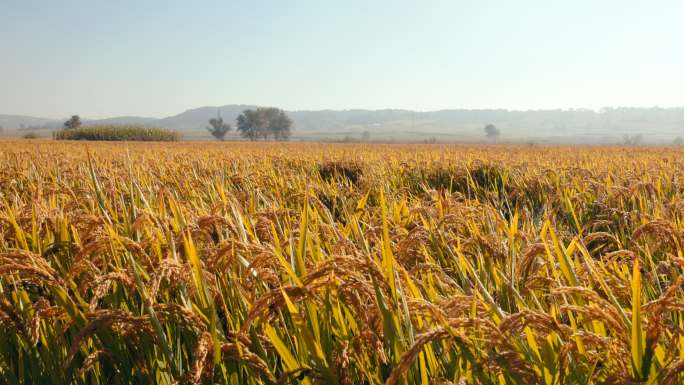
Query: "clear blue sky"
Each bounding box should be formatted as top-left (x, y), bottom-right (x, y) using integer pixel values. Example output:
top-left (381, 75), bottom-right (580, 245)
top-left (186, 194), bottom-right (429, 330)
top-left (1, 1), bottom-right (682, 119)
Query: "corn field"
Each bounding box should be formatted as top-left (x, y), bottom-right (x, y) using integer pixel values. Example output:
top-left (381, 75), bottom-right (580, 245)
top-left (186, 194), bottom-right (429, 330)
top-left (2, 141), bottom-right (684, 385)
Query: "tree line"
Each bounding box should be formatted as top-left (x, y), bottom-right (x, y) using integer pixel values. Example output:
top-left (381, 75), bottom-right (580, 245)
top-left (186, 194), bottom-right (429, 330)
top-left (60, 108), bottom-right (292, 142)
top-left (207, 107), bottom-right (292, 141)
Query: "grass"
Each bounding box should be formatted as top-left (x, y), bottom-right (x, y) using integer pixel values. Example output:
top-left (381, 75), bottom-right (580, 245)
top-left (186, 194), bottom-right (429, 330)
top-left (53, 124), bottom-right (181, 141)
top-left (1, 141), bottom-right (684, 384)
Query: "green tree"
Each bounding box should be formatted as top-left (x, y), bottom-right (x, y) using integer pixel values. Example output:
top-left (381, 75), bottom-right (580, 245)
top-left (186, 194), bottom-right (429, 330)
top-left (236, 107), bottom-right (292, 141)
top-left (236, 109), bottom-right (263, 141)
top-left (484, 123), bottom-right (500, 140)
top-left (64, 115), bottom-right (82, 129)
top-left (623, 134), bottom-right (643, 146)
top-left (206, 111), bottom-right (231, 141)
top-left (267, 108), bottom-right (292, 141)
top-left (361, 130), bottom-right (371, 142)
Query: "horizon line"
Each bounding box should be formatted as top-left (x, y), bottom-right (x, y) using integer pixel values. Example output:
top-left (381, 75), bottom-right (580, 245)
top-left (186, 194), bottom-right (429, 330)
top-left (4, 104), bottom-right (684, 121)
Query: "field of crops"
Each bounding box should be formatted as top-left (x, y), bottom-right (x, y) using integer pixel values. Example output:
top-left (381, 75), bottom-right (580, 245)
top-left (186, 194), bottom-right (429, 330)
top-left (53, 125), bottom-right (181, 142)
top-left (2, 140), bottom-right (684, 385)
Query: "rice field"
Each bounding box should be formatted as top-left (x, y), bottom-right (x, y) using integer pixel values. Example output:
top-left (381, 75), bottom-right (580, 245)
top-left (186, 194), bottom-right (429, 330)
top-left (2, 140), bottom-right (684, 385)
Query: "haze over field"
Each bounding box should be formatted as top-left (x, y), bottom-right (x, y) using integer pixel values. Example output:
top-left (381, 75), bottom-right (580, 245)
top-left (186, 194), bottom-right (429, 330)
top-left (3, 106), bottom-right (684, 144)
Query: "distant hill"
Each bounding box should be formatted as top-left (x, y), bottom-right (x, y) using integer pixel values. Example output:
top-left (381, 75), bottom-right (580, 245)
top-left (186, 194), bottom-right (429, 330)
top-left (2, 106), bottom-right (684, 144)
top-left (89, 116), bottom-right (158, 126)
top-left (0, 115), bottom-right (156, 131)
top-left (157, 105), bottom-right (256, 131)
top-left (0, 115), bottom-right (60, 131)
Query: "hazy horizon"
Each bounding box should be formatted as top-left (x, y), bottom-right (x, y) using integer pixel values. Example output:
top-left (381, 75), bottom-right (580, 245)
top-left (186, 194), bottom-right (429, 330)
top-left (8, 105), bottom-right (684, 122)
top-left (2, 1), bottom-right (683, 119)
